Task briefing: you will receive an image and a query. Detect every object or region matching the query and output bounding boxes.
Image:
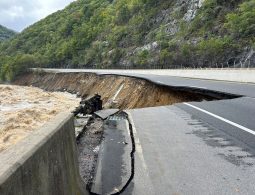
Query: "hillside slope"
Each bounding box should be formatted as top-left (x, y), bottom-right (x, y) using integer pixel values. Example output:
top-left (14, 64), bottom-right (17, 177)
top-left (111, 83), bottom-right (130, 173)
top-left (0, 25), bottom-right (16, 41)
top-left (0, 0), bottom-right (254, 80)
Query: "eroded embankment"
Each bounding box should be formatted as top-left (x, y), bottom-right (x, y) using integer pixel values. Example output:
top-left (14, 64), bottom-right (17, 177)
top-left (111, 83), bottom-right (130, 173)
top-left (14, 72), bottom-right (219, 109)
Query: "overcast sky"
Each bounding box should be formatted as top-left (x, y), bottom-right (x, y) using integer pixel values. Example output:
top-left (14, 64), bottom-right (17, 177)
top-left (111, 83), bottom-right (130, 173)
top-left (0, 0), bottom-right (75, 32)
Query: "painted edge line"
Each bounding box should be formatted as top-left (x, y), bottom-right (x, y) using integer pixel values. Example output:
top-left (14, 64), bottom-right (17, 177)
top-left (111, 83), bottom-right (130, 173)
top-left (189, 85), bottom-right (207, 89)
top-left (183, 103), bottom-right (255, 136)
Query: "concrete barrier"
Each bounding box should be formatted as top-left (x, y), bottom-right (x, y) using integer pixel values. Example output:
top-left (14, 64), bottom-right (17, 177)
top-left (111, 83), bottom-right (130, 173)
top-left (133, 69), bottom-right (255, 83)
top-left (0, 112), bottom-right (87, 195)
top-left (39, 68), bottom-right (255, 83)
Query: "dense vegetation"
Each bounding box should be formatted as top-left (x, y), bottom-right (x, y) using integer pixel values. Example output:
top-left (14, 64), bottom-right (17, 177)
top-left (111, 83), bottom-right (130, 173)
top-left (0, 0), bottom-right (255, 81)
top-left (0, 25), bottom-right (16, 41)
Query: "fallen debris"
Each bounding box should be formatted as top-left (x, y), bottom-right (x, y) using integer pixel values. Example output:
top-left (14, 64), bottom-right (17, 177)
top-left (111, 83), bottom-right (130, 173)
top-left (94, 109), bottom-right (120, 120)
top-left (74, 114), bottom-right (92, 138)
top-left (73, 94), bottom-right (102, 116)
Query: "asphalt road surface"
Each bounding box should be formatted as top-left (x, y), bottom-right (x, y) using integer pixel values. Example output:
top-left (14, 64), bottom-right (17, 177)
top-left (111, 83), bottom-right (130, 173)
top-left (41, 69), bottom-right (255, 194)
top-left (125, 106), bottom-right (255, 194)
top-left (42, 68), bottom-right (255, 97)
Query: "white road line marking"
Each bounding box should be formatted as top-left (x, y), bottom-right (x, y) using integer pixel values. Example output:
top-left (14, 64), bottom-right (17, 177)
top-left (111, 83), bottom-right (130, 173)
top-left (126, 111), bottom-right (149, 171)
top-left (183, 103), bottom-right (255, 136)
top-left (157, 81), bottom-right (164, 84)
top-left (189, 85), bottom-right (207, 89)
top-left (112, 83), bottom-right (124, 101)
top-left (242, 97), bottom-right (255, 100)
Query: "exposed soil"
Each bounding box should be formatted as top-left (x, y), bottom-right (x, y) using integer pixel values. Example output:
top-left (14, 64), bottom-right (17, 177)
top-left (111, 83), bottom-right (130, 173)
top-left (14, 72), bottom-right (216, 110)
top-left (0, 84), bottom-right (80, 152)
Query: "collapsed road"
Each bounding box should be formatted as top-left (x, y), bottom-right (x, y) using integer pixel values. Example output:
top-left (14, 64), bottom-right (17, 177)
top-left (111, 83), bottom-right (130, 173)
top-left (13, 70), bottom-right (255, 194)
top-left (72, 94), bottom-right (134, 194)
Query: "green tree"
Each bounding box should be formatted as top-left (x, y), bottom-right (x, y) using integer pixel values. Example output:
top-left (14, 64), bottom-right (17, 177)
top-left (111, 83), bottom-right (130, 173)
top-left (0, 63), bottom-right (13, 81)
top-left (137, 50), bottom-right (150, 67)
top-left (225, 0), bottom-right (255, 38)
top-left (159, 49), bottom-right (173, 66)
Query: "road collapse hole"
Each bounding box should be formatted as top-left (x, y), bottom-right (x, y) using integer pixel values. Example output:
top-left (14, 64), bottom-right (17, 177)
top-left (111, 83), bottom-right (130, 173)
top-left (14, 72), bottom-right (240, 110)
top-left (13, 72), bottom-right (241, 193)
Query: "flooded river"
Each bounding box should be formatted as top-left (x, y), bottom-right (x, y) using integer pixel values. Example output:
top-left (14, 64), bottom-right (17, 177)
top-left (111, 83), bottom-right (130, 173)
top-left (0, 84), bottom-right (80, 152)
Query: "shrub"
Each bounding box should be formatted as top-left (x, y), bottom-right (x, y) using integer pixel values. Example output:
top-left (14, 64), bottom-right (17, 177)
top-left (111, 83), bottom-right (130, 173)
top-left (225, 0), bottom-right (255, 38)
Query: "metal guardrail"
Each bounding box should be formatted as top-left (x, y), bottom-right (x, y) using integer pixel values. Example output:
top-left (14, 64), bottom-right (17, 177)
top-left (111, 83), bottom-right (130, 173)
top-left (39, 56), bottom-right (254, 70)
top-left (57, 64), bottom-right (255, 70)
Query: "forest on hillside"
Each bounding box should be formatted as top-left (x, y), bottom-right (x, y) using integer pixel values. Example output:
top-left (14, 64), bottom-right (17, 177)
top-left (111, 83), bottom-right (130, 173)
top-left (0, 0), bottom-right (254, 81)
top-left (0, 25), bottom-right (16, 42)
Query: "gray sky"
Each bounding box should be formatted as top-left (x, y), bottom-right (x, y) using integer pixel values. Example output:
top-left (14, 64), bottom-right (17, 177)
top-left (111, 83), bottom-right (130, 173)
top-left (0, 0), bottom-right (75, 32)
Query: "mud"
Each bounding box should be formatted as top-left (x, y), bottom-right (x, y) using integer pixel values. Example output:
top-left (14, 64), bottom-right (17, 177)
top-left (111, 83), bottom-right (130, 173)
top-left (14, 72), bottom-right (216, 110)
top-left (0, 84), bottom-right (80, 152)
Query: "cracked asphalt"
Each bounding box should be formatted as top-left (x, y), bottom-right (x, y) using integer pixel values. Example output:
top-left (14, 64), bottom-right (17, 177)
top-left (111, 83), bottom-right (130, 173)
top-left (123, 106), bottom-right (255, 194)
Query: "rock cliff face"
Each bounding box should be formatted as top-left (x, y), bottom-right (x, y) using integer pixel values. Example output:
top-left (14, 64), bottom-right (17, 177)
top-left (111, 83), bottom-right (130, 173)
top-left (117, 0), bottom-right (254, 68)
top-left (122, 0), bottom-right (208, 67)
top-left (183, 0), bottom-right (205, 22)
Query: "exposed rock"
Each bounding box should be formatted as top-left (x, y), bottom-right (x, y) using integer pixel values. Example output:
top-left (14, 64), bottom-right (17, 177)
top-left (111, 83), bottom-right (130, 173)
top-left (134, 42), bottom-right (159, 53)
top-left (183, 0), bottom-right (205, 22)
top-left (152, 0), bottom-right (205, 37)
top-left (154, 8), bottom-right (173, 24)
top-left (165, 20), bottom-right (179, 35)
top-left (239, 49), bottom-right (255, 68)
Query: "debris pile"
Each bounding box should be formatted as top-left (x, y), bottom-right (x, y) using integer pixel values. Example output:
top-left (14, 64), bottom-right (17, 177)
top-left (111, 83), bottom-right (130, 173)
top-left (73, 94), bottom-right (103, 116)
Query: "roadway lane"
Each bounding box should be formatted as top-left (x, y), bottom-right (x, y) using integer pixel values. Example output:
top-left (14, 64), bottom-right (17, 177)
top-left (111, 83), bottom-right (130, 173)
top-left (179, 97), bottom-right (255, 130)
top-left (177, 97), bottom-right (255, 150)
top-left (124, 106), bottom-right (255, 194)
top-left (134, 74), bottom-right (255, 98)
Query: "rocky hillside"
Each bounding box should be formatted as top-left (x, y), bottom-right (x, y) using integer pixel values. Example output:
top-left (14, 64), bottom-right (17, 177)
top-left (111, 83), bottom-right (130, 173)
top-left (0, 25), bottom-right (16, 41)
top-left (0, 0), bottom-right (255, 80)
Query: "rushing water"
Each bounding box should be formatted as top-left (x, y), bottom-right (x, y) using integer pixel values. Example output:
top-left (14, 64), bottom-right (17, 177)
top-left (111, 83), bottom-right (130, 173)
top-left (0, 84), bottom-right (80, 152)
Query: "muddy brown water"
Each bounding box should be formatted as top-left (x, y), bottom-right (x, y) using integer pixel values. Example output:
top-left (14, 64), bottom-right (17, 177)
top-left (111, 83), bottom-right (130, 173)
top-left (0, 84), bottom-right (80, 152)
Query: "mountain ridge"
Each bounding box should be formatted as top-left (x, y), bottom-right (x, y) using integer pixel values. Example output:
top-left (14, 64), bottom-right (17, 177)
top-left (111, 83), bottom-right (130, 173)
top-left (0, 25), bottom-right (16, 41)
top-left (0, 0), bottom-right (254, 81)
